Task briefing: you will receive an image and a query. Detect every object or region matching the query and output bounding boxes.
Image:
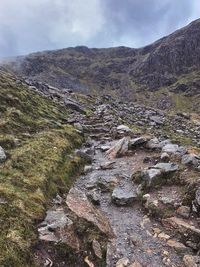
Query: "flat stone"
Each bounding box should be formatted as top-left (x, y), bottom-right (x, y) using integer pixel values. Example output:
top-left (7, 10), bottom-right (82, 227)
top-left (162, 144), bottom-right (179, 153)
top-left (112, 183), bottom-right (137, 206)
top-left (0, 146), bottom-right (6, 162)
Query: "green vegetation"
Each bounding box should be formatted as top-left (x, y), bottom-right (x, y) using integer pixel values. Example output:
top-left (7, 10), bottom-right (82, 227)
top-left (0, 71), bottom-right (84, 266)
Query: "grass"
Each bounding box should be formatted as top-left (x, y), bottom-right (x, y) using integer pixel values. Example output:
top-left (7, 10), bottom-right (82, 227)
top-left (0, 71), bottom-right (84, 266)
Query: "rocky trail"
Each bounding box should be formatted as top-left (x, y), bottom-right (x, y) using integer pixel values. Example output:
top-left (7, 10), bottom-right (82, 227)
top-left (32, 98), bottom-right (200, 267)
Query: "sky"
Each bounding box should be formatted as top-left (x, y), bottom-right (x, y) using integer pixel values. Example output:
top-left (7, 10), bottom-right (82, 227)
top-left (0, 0), bottom-right (200, 58)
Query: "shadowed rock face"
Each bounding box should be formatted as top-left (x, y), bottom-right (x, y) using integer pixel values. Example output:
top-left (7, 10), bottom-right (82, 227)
top-left (2, 19), bottom-right (200, 98)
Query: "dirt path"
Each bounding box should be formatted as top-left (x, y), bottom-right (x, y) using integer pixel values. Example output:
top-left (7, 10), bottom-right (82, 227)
top-left (73, 138), bottom-right (183, 267)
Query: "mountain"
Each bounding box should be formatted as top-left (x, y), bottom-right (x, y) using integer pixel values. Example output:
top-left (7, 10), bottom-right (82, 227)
top-left (2, 19), bottom-right (200, 111)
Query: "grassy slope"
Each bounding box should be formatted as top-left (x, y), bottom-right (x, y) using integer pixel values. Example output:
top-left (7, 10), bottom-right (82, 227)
top-left (0, 71), bottom-right (84, 266)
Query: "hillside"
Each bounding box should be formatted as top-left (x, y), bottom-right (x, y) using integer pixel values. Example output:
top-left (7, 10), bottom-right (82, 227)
top-left (2, 19), bottom-right (200, 112)
top-left (0, 70), bottom-right (85, 266)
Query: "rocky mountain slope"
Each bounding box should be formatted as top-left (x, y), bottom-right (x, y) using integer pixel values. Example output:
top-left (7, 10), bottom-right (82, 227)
top-left (2, 19), bottom-right (200, 112)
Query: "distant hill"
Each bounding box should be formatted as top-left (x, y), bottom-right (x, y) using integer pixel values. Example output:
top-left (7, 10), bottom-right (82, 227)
top-left (2, 19), bottom-right (200, 110)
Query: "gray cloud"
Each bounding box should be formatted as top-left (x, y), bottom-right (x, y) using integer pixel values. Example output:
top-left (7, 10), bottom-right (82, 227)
top-left (0, 0), bottom-right (199, 58)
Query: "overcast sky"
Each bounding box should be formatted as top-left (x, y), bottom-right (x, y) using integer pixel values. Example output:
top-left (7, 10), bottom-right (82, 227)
top-left (0, 0), bottom-right (200, 58)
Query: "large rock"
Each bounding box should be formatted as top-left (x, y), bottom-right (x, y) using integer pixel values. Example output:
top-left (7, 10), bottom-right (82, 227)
top-left (38, 209), bottom-right (80, 250)
top-left (66, 187), bottom-right (113, 237)
top-left (0, 146), bottom-right (6, 162)
top-left (162, 144), bottom-right (186, 155)
top-left (140, 168), bottom-right (162, 188)
top-left (112, 182), bottom-right (137, 206)
top-left (181, 154), bottom-right (200, 167)
top-left (106, 137), bottom-right (129, 159)
top-left (129, 136), bottom-right (150, 148)
top-left (138, 163), bottom-right (179, 189)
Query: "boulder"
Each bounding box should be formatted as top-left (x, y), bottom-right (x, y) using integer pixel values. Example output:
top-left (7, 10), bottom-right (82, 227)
top-left (112, 183), bottom-right (137, 206)
top-left (66, 188), bottom-right (113, 237)
top-left (38, 209), bottom-right (80, 250)
top-left (106, 137), bottom-right (129, 159)
top-left (129, 136), bottom-right (150, 148)
top-left (0, 146), bottom-right (6, 163)
top-left (140, 168), bottom-right (162, 188)
top-left (162, 144), bottom-right (186, 155)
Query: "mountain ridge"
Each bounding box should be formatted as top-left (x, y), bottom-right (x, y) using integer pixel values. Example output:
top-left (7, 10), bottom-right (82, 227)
top-left (2, 18), bottom-right (200, 110)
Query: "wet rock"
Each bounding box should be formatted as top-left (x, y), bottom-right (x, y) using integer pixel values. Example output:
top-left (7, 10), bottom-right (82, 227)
top-left (160, 152), bottom-right (170, 162)
top-left (129, 136), bottom-right (149, 148)
top-left (112, 183), bottom-right (137, 206)
top-left (116, 257), bottom-right (130, 267)
top-left (181, 154), bottom-right (200, 167)
top-left (100, 161), bottom-right (115, 170)
top-left (183, 254), bottom-right (200, 267)
top-left (38, 208), bottom-right (80, 250)
top-left (176, 206), bottom-right (190, 219)
top-left (66, 187), bottom-right (113, 237)
top-left (167, 239), bottom-right (189, 254)
top-left (92, 239), bottom-right (102, 259)
top-left (0, 146), bottom-right (6, 162)
top-left (106, 137), bottom-right (129, 159)
top-left (140, 168), bottom-right (162, 188)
